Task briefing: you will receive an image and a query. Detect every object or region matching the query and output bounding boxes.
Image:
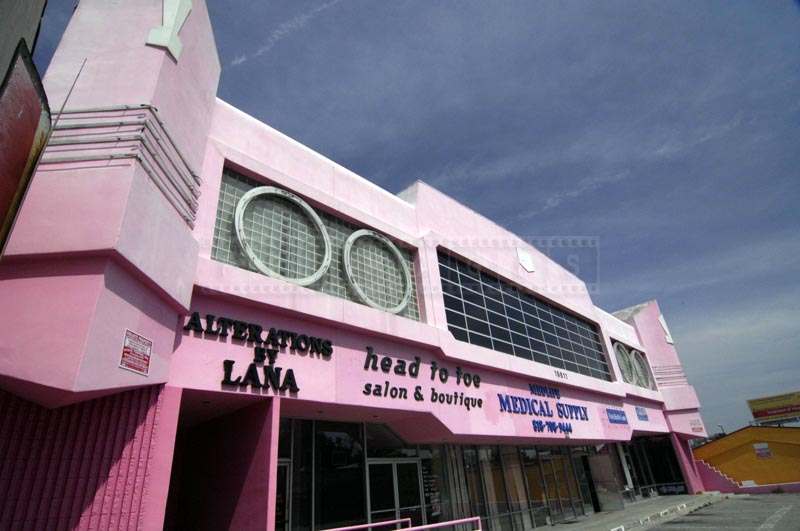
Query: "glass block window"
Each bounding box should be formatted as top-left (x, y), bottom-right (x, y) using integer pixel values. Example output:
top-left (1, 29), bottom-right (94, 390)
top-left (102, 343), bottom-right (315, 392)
top-left (438, 250), bottom-right (611, 380)
top-left (212, 168), bottom-right (421, 320)
top-left (239, 191), bottom-right (328, 282)
top-left (346, 231), bottom-right (412, 313)
top-left (612, 341), bottom-right (656, 390)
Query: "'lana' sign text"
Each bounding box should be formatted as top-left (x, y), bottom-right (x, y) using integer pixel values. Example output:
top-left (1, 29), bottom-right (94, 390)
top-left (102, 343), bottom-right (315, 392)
top-left (183, 312), bottom-right (334, 395)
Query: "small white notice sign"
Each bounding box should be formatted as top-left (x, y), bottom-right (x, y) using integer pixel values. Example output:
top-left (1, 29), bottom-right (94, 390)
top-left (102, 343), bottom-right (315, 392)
top-left (119, 329), bottom-right (152, 376)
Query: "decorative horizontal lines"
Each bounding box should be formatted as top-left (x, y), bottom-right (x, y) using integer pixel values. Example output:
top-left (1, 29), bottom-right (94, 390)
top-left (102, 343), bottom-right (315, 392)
top-left (39, 104), bottom-right (201, 227)
top-left (651, 364), bottom-right (688, 387)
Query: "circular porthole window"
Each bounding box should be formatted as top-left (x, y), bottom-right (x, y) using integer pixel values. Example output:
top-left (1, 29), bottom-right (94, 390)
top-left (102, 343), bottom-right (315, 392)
top-left (614, 342), bottom-right (635, 384)
top-left (343, 229), bottom-right (412, 314)
top-left (234, 186), bottom-right (332, 286)
top-left (631, 349), bottom-right (654, 390)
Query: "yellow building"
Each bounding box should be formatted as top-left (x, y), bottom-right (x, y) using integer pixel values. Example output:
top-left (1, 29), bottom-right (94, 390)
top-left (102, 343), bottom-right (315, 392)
top-left (694, 426), bottom-right (800, 488)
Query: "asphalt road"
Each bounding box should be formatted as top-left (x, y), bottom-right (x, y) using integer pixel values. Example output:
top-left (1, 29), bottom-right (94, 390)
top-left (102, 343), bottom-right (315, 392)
top-left (653, 494), bottom-right (800, 531)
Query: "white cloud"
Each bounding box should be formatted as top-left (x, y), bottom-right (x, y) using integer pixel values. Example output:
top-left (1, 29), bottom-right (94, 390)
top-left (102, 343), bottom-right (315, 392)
top-left (670, 288), bottom-right (800, 430)
top-left (520, 170), bottom-right (633, 218)
top-left (230, 0), bottom-right (343, 67)
top-left (417, 111), bottom-right (743, 222)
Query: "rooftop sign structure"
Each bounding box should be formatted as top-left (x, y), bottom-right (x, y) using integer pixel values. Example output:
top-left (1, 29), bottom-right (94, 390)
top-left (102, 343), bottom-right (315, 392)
top-left (748, 391), bottom-right (800, 425)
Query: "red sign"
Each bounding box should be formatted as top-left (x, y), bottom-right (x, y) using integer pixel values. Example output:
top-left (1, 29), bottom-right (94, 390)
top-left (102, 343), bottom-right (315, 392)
top-left (119, 329), bottom-right (153, 376)
top-left (752, 404), bottom-right (800, 419)
top-left (748, 392), bottom-right (800, 423)
top-left (0, 39), bottom-right (51, 256)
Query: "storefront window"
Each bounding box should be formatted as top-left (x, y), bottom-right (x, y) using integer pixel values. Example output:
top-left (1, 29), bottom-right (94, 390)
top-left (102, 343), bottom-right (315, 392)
top-left (478, 446), bottom-right (512, 531)
top-left (641, 437), bottom-right (685, 493)
top-left (278, 417), bottom-right (292, 459)
top-left (585, 444), bottom-right (627, 510)
top-left (368, 462), bottom-right (396, 523)
top-left (315, 421), bottom-right (366, 529)
top-left (420, 446), bottom-right (451, 524)
top-left (551, 447), bottom-right (580, 518)
top-left (292, 420), bottom-right (313, 531)
top-left (535, 447), bottom-right (559, 520)
top-left (499, 446), bottom-right (533, 530)
top-left (519, 447), bottom-right (549, 525)
top-left (396, 462), bottom-right (424, 525)
top-left (462, 447), bottom-right (487, 521)
top-left (571, 447), bottom-right (599, 515)
top-left (278, 420), bottom-right (606, 530)
top-left (636, 443), bottom-right (655, 493)
top-left (366, 423), bottom-right (418, 458)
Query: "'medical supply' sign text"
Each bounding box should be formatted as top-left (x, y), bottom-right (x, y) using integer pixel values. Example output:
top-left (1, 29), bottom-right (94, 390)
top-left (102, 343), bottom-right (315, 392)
top-left (497, 383), bottom-right (590, 435)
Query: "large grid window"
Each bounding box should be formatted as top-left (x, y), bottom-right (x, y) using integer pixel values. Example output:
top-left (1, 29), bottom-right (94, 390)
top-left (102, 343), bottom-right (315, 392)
top-left (211, 169), bottom-right (421, 320)
top-left (438, 250), bottom-right (611, 380)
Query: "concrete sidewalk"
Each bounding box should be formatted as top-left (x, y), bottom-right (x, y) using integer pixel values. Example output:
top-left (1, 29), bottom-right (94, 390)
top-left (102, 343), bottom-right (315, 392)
top-left (553, 493), bottom-right (726, 531)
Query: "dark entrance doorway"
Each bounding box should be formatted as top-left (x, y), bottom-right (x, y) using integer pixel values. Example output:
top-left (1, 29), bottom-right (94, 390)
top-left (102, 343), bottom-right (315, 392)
top-left (164, 392), bottom-right (276, 531)
top-left (621, 436), bottom-right (686, 497)
top-left (580, 455), bottom-right (602, 513)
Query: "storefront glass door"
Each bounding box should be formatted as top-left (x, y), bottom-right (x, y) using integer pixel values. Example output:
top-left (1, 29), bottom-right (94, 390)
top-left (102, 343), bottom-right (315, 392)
top-left (276, 461), bottom-right (290, 531)
top-left (368, 460), bottom-right (425, 527)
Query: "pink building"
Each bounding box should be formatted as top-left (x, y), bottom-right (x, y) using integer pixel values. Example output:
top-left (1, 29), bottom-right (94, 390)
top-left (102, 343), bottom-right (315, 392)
top-left (0, 1), bottom-right (708, 529)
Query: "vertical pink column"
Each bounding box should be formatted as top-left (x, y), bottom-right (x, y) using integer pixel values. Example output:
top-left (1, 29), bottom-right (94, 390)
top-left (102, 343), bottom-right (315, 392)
top-left (140, 386), bottom-right (183, 531)
top-left (670, 432), bottom-right (704, 494)
top-left (265, 397), bottom-right (282, 531)
top-left (0, 0), bottom-right (222, 405)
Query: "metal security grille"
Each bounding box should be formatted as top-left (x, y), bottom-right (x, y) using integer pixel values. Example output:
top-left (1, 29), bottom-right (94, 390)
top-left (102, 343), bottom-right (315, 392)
top-left (211, 169), bottom-right (421, 320)
top-left (438, 250), bottom-right (612, 381)
top-left (349, 235), bottom-right (409, 311)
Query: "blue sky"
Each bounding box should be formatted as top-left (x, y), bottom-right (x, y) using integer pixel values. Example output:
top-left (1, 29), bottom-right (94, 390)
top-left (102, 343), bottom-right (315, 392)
top-left (35, 1), bottom-right (799, 433)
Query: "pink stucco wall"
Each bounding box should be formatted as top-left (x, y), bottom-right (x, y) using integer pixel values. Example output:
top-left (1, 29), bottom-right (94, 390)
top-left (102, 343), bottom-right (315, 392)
top-left (0, 0), bottom-right (713, 528)
top-left (0, 0), bottom-right (220, 405)
top-left (171, 294), bottom-right (672, 445)
top-left (670, 433), bottom-right (704, 494)
top-left (0, 385), bottom-right (169, 530)
top-left (695, 459), bottom-right (800, 494)
top-left (0, 0), bottom-right (705, 430)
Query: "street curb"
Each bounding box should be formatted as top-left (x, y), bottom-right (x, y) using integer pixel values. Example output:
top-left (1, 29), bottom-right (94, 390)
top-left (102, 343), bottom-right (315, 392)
top-left (609, 493), bottom-right (730, 531)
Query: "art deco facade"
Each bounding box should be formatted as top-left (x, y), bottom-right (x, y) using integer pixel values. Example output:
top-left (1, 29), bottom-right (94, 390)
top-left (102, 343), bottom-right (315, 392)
top-left (0, 2), bottom-right (707, 529)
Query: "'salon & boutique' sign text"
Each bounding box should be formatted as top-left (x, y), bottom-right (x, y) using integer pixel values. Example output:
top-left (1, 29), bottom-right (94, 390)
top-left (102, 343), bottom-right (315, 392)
top-left (183, 312), bottom-right (334, 394)
top-left (362, 347), bottom-right (484, 412)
